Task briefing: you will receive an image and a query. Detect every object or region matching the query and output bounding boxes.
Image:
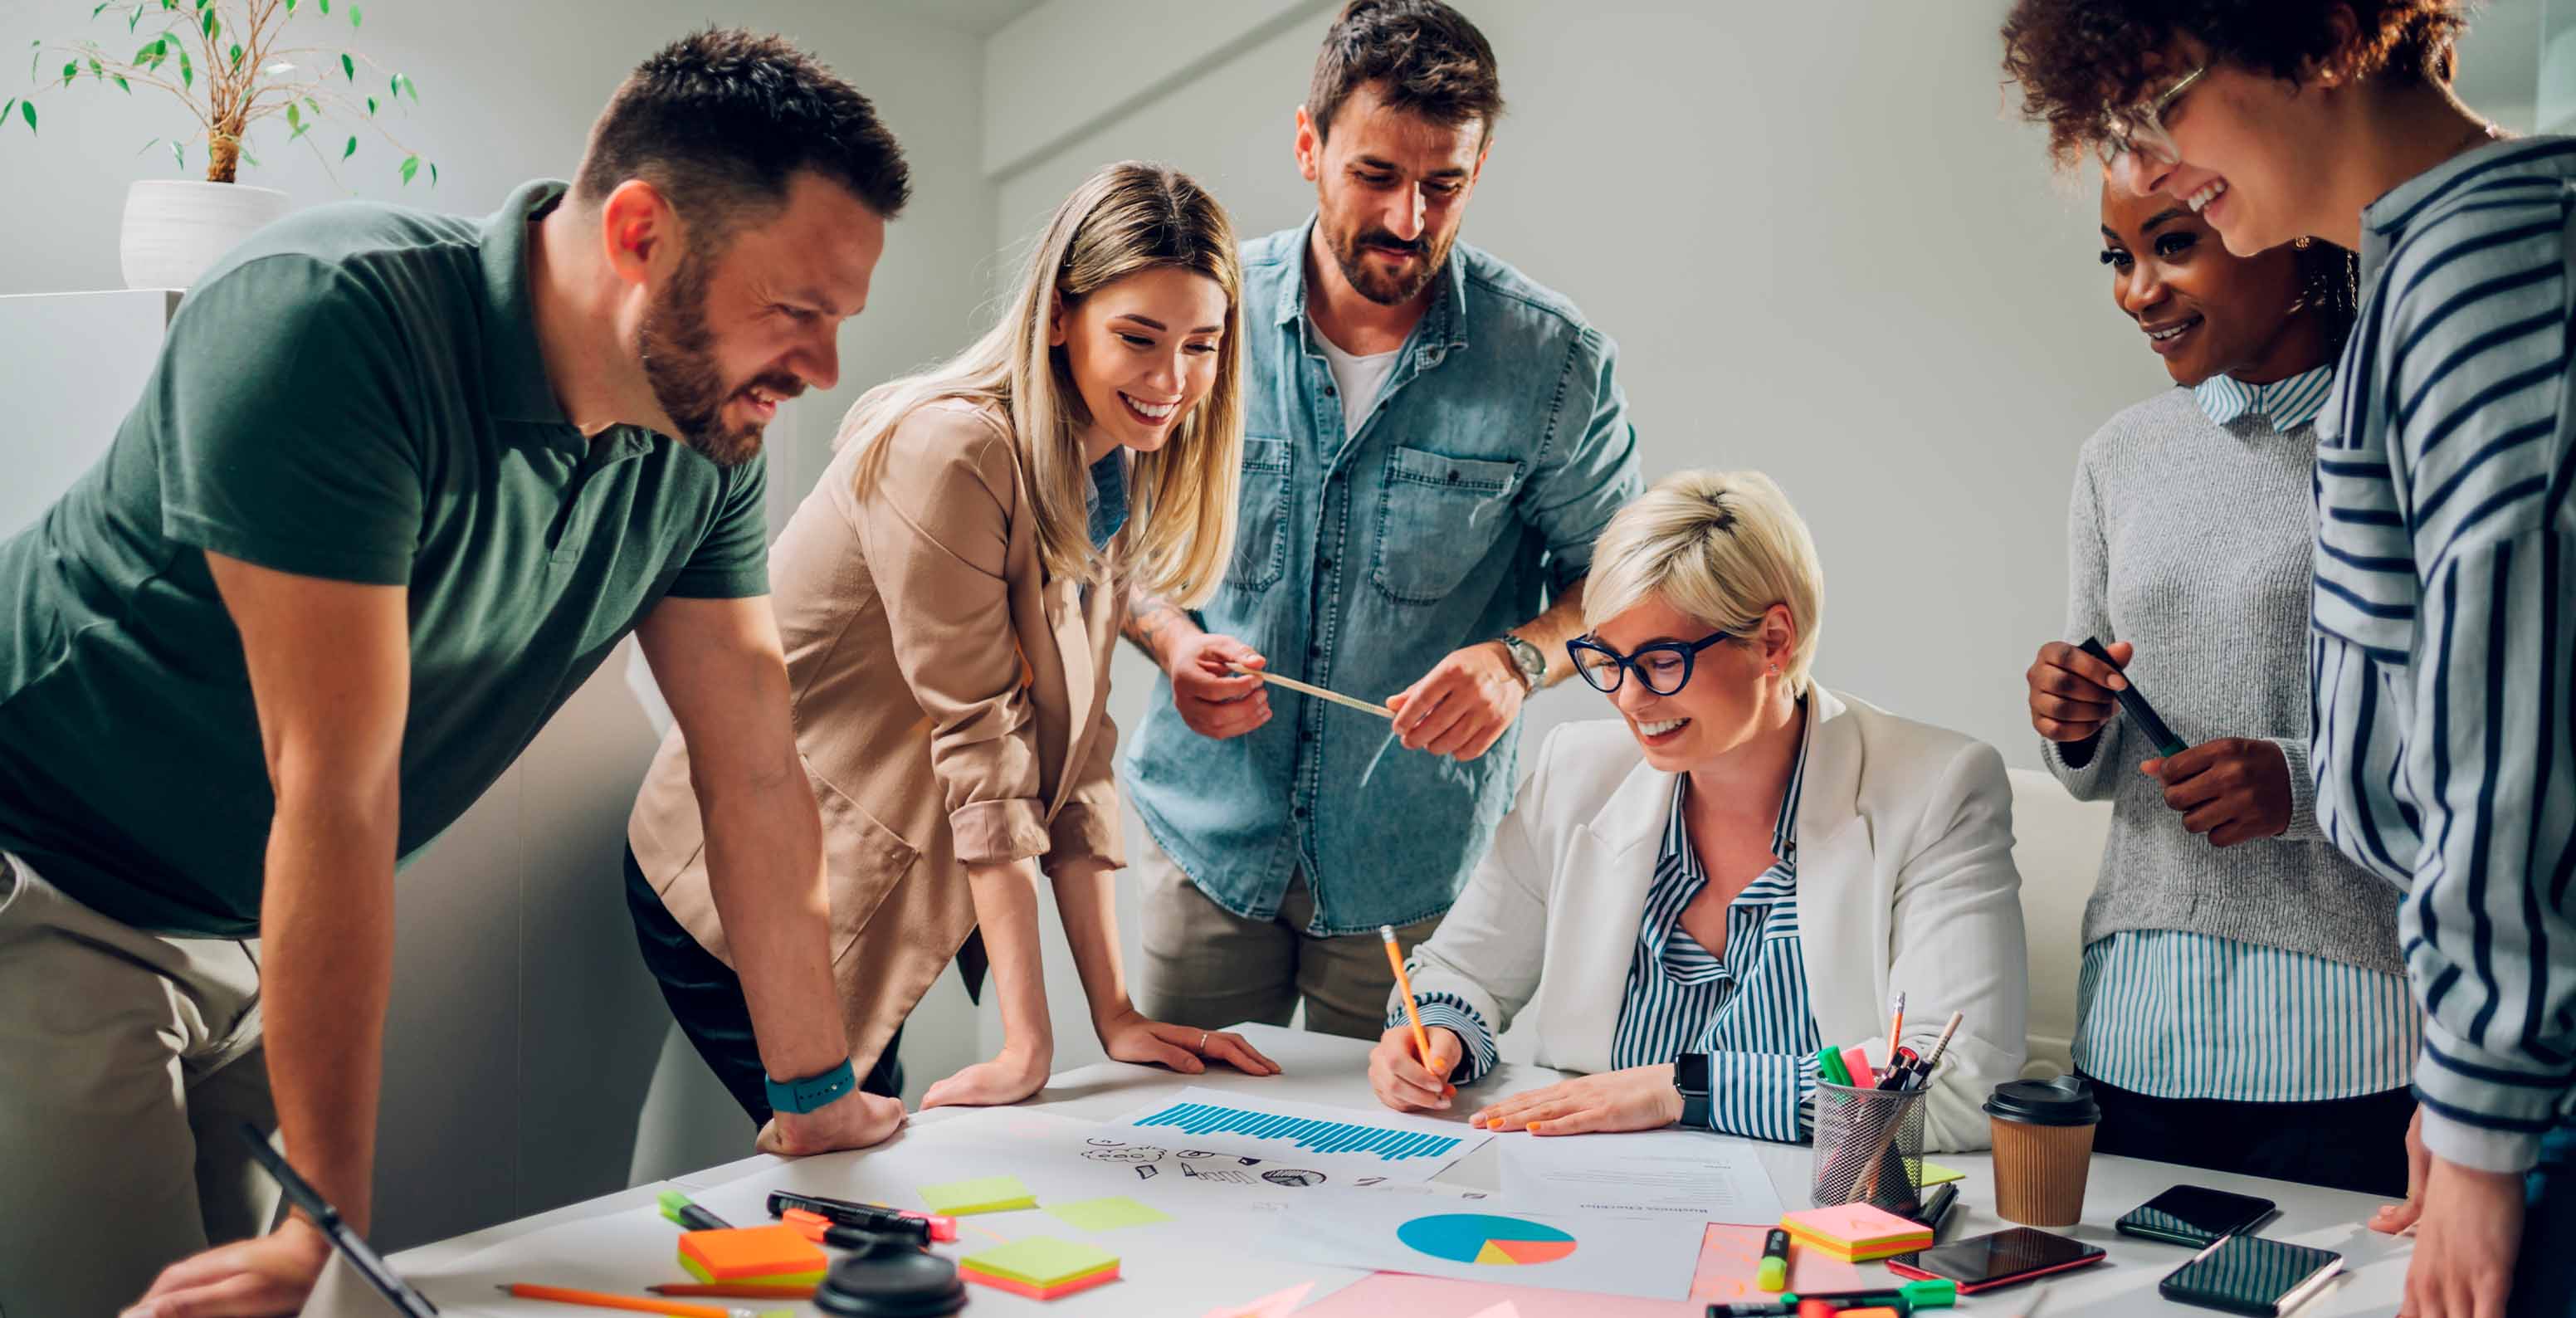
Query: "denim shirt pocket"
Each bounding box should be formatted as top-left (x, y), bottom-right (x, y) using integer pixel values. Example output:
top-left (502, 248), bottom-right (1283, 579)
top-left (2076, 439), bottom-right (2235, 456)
top-left (1371, 445), bottom-right (1523, 604)
top-left (1225, 436), bottom-right (1293, 593)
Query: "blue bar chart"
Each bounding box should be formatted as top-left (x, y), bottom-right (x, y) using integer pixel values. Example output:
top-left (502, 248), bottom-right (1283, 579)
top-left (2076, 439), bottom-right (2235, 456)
top-left (1131, 1099), bottom-right (1467, 1164)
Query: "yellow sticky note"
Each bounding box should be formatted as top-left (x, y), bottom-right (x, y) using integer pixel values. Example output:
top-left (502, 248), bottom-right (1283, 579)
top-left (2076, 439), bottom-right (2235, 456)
top-left (917, 1174), bottom-right (1037, 1215)
top-left (1046, 1195), bottom-right (1173, 1232)
top-left (1920, 1160), bottom-right (1965, 1187)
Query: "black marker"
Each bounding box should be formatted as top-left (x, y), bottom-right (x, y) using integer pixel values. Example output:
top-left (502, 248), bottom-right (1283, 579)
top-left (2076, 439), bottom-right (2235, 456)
top-left (240, 1124), bottom-right (440, 1317)
top-left (2079, 636), bottom-right (2188, 758)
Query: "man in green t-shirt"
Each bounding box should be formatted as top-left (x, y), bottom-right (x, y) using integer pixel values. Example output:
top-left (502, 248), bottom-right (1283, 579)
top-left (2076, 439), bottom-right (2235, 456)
top-left (0, 30), bottom-right (914, 1317)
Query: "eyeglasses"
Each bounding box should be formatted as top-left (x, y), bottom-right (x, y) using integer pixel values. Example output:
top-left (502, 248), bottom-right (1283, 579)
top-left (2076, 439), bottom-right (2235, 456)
top-left (1566, 632), bottom-right (1733, 696)
top-left (2095, 63), bottom-right (2208, 169)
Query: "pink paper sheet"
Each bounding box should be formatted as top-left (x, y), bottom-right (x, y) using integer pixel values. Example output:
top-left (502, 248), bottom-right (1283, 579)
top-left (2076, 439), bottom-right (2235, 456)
top-left (1294, 1223), bottom-right (1868, 1316)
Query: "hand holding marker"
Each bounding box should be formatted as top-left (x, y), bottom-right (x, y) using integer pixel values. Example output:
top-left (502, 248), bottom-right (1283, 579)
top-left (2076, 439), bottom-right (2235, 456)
top-left (2076, 636), bottom-right (2187, 759)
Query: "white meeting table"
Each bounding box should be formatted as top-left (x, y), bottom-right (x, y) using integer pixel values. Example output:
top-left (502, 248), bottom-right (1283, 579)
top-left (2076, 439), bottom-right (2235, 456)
top-left (309, 1024), bottom-right (2412, 1316)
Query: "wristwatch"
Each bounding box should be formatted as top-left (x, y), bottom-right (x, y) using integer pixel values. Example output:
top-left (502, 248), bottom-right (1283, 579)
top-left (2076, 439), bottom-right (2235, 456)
top-left (1495, 633), bottom-right (1548, 692)
top-left (1674, 1051), bottom-right (1714, 1129)
top-left (765, 1057), bottom-right (858, 1115)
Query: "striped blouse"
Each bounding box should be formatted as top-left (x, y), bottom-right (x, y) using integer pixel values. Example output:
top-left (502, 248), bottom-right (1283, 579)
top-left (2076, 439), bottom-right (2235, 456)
top-left (1403, 702), bottom-right (1822, 1143)
top-left (2071, 369), bottom-right (2422, 1105)
top-left (2310, 135), bottom-right (2576, 1173)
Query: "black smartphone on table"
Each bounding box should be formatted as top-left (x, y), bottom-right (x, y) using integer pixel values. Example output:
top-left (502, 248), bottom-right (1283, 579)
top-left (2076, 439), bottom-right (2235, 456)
top-left (2117, 1184), bottom-right (2279, 1246)
top-left (2159, 1235), bottom-right (2344, 1316)
top-left (1884, 1226), bottom-right (2108, 1293)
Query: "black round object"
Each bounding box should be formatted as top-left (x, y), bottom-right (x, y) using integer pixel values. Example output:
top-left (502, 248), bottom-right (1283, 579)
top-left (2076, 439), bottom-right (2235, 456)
top-left (1983, 1075), bottom-right (2102, 1127)
top-left (812, 1231), bottom-right (968, 1318)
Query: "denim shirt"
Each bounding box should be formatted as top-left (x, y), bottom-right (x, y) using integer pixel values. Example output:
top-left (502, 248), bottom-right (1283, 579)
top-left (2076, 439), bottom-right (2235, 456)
top-left (1122, 219), bottom-right (1643, 935)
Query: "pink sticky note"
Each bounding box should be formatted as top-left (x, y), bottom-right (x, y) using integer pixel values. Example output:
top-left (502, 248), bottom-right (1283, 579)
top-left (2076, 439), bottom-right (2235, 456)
top-left (1690, 1224), bottom-right (1866, 1301)
top-left (1465, 1303), bottom-right (1525, 1318)
top-left (1203, 1281), bottom-right (1317, 1318)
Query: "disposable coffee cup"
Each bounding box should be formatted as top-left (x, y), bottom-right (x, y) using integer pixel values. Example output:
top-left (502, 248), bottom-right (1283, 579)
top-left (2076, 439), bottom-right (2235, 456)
top-left (1984, 1076), bottom-right (2101, 1228)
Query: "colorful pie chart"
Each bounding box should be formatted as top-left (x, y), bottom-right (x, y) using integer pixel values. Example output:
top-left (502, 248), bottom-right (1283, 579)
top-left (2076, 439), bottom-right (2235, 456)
top-left (1396, 1213), bottom-right (1579, 1266)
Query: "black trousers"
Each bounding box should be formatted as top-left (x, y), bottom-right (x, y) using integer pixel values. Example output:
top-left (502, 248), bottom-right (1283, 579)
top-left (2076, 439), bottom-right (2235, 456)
top-left (624, 845), bottom-right (903, 1125)
top-left (2078, 1068), bottom-right (2413, 1198)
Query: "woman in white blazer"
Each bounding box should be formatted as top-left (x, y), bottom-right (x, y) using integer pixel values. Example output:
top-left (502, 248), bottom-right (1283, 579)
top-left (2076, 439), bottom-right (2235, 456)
top-left (1368, 471), bottom-right (2027, 1153)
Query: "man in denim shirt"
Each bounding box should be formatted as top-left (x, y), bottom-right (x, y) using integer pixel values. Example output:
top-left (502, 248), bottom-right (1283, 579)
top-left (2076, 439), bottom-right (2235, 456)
top-left (1122, 0), bottom-right (1642, 1041)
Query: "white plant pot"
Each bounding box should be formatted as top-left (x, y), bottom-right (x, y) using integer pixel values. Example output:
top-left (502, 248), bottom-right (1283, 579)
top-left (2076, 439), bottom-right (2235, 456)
top-left (119, 179), bottom-right (292, 290)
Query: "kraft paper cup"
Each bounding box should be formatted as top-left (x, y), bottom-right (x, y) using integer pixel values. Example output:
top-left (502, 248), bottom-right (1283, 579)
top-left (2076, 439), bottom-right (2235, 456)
top-left (1984, 1077), bottom-right (2103, 1228)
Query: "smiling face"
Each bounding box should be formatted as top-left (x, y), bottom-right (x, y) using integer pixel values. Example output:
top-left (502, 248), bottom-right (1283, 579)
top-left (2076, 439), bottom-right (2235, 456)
top-left (1051, 263), bottom-right (1230, 457)
top-left (636, 169), bottom-right (885, 466)
top-left (1297, 81), bottom-right (1489, 306)
top-left (1588, 592), bottom-right (1793, 774)
top-left (2110, 48), bottom-right (2339, 258)
top-left (2099, 179), bottom-right (2314, 387)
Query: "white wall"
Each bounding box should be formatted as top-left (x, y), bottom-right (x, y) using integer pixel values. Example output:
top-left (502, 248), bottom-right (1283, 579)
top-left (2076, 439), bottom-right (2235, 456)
top-left (0, 0), bottom-right (997, 1249)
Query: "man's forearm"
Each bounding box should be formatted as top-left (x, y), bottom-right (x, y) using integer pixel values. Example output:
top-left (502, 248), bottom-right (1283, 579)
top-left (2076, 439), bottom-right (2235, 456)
top-left (1506, 577), bottom-right (1590, 688)
top-left (698, 756), bottom-right (846, 1084)
top-left (260, 793), bottom-right (399, 1235)
top-left (1121, 586), bottom-right (1201, 667)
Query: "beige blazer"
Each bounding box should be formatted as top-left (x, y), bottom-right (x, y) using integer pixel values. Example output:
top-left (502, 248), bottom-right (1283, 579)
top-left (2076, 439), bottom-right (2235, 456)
top-left (627, 398), bottom-right (1125, 1077)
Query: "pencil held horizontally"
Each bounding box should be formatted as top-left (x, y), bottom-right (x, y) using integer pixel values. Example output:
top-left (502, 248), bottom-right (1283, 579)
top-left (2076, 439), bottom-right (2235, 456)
top-left (1231, 661), bottom-right (1394, 719)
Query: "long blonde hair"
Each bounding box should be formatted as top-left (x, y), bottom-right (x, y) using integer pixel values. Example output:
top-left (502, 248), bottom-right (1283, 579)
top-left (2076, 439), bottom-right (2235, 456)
top-left (839, 161), bottom-right (1246, 606)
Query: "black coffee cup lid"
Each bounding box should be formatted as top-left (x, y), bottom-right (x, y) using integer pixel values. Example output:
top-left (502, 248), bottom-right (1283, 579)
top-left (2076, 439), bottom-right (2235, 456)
top-left (813, 1235), bottom-right (968, 1318)
top-left (1983, 1076), bottom-right (2101, 1127)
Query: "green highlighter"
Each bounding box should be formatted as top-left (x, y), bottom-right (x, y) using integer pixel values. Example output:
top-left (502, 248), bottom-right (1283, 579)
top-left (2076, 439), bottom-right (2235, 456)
top-left (1709, 1277), bottom-right (1959, 1316)
top-left (1816, 1045), bottom-right (1855, 1087)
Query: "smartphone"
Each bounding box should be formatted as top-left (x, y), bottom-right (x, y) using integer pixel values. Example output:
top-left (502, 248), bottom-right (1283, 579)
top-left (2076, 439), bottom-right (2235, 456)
top-left (2159, 1235), bottom-right (2344, 1316)
top-left (2117, 1185), bottom-right (2278, 1247)
top-left (1885, 1227), bottom-right (2108, 1293)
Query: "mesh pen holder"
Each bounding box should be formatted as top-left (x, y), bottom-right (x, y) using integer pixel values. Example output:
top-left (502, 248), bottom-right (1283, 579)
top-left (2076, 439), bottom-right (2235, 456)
top-left (1808, 1078), bottom-right (1932, 1216)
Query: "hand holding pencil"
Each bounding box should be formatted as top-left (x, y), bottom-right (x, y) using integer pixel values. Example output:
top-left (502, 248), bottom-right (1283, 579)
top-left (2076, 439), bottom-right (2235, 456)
top-left (1367, 925), bottom-right (1460, 1111)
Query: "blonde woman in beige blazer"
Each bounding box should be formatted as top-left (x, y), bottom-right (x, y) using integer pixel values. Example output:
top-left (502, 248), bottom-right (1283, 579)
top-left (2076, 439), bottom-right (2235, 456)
top-left (627, 163), bottom-right (1277, 1123)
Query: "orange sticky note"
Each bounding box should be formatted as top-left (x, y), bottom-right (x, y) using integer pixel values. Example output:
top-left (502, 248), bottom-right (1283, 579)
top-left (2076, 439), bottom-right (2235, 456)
top-left (676, 1223), bottom-right (827, 1282)
top-left (1778, 1203), bottom-right (1932, 1262)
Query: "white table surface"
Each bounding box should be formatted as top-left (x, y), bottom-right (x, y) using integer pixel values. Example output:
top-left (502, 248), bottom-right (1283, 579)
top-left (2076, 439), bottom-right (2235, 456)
top-left (310, 1024), bottom-right (2411, 1316)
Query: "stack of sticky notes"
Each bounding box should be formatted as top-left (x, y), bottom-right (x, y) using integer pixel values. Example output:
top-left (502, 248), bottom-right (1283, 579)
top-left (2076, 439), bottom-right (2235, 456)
top-left (1778, 1203), bottom-right (1934, 1262)
top-left (917, 1174), bottom-right (1037, 1216)
top-left (957, 1236), bottom-right (1121, 1301)
top-left (676, 1223), bottom-right (828, 1286)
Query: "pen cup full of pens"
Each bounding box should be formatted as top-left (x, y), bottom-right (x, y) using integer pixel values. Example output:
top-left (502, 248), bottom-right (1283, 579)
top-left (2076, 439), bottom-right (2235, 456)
top-left (1808, 1079), bottom-right (1933, 1216)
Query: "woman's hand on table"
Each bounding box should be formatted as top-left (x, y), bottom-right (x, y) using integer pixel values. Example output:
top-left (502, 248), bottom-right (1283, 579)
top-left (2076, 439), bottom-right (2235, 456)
top-left (1096, 1006), bottom-right (1281, 1076)
top-left (1369, 1024), bottom-right (1463, 1111)
top-left (1471, 1064), bottom-right (1682, 1135)
top-left (921, 1038), bottom-right (1054, 1109)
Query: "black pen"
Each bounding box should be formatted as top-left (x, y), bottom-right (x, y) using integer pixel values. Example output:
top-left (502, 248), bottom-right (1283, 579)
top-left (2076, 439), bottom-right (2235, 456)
top-left (1913, 1182), bottom-right (1959, 1237)
top-left (2078, 636), bottom-right (2188, 758)
top-left (240, 1124), bottom-right (440, 1317)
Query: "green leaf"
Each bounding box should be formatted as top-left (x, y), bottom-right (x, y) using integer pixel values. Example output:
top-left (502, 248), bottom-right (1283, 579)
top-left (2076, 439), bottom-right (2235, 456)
top-left (22, 100), bottom-right (33, 132)
top-left (398, 71), bottom-right (416, 103)
top-left (427, 160), bottom-right (437, 186)
top-left (1, 99), bottom-right (13, 129)
top-left (350, 5), bottom-right (362, 27)
top-left (318, 0), bottom-right (329, 13)
top-left (341, 133), bottom-right (354, 160)
top-left (286, 102), bottom-right (300, 129)
top-left (227, 42), bottom-right (242, 69)
top-left (134, 134), bottom-right (157, 154)
top-left (285, 0), bottom-right (297, 10)
top-left (363, 95), bottom-right (374, 115)
top-left (178, 48), bottom-right (191, 89)
top-left (399, 154), bottom-right (417, 185)
top-left (86, 57), bottom-right (104, 81)
top-left (61, 61), bottom-right (76, 86)
top-left (339, 52), bottom-right (352, 81)
top-left (114, 75), bottom-right (129, 92)
top-left (200, 8), bottom-right (217, 42)
top-left (171, 139), bottom-right (183, 169)
top-left (92, 2), bottom-right (111, 18)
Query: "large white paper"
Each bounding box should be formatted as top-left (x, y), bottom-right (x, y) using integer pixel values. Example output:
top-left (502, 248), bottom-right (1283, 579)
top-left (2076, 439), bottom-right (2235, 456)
top-left (1257, 1191), bottom-right (1705, 1301)
top-left (1106, 1085), bottom-right (1491, 1184)
top-left (1498, 1128), bottom-right (1786, 1225)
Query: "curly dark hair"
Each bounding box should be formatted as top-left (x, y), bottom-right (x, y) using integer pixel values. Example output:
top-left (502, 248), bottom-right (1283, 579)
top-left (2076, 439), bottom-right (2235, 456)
top-left (2000, 0), bottom-right (2473, 164)
top-left (575, 27), bottom-right (910, 247)
top-left (1308, 0), bottom-right (1505, 145)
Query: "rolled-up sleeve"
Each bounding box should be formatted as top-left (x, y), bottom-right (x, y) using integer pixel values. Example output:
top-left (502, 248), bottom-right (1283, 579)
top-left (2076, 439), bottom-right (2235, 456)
top-left (854, 410), bottom-right (1051, 864)
top-left (1520, 325), bottom-right (1645, 592)
top-left (1046, 704), bottom-right (1125, 874)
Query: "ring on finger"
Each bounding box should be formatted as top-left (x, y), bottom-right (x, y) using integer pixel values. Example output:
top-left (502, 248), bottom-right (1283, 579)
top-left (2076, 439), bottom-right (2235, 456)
top-left (1198, 1030), bottom-right (1208, 1052)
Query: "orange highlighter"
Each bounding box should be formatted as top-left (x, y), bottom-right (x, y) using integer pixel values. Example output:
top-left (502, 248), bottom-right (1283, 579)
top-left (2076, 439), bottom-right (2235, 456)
top-left (504, 1282), bottom-right (767, 1317)
top-left (1380, 924), bottom-right (1451, 1099)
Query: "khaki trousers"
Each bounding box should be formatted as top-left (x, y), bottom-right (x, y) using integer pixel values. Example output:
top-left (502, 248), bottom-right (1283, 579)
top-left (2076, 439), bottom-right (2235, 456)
top-left (1132, 829), bottom-right (1443, 1041)
top-left (0, 855), bottom-right (276, 1318)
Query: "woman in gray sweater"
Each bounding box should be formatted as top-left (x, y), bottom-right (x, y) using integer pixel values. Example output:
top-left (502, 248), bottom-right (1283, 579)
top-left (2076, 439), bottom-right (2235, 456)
top-left (2021, 181), bottom-right (2409, 1194)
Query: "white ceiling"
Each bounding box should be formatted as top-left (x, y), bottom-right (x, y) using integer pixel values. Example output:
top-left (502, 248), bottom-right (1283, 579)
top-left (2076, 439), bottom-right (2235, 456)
top-left (866, 0), bottom-right (1048, 37)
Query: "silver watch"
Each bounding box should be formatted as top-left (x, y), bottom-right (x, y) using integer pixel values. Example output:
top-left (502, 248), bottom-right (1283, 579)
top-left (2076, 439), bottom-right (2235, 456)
top-left (1496, 634), bottom-right (1548, 692)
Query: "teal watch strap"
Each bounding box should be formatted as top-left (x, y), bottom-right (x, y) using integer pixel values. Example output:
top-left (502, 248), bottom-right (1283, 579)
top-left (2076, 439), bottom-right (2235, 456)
top-left (764, 1058), bottom-right (857, 1115)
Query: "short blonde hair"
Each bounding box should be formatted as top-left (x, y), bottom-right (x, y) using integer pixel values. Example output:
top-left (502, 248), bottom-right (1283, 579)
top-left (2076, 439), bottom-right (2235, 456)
top-left (1582, 470), bottom-right (1825, 695)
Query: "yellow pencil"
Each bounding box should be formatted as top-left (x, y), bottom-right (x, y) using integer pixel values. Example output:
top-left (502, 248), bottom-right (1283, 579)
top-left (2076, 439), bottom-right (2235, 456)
top-left (1230, 662), bottom-right (1395, 720)
top-left (1380, 925), bottom-right (1444, 1088)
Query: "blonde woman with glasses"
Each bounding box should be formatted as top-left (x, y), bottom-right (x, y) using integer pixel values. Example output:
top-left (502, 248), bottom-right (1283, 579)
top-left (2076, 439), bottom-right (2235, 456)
top-left (1368, 471), bottom-right (2027, 1152)
top-left (625, 162), bottom-right (1279, 1131)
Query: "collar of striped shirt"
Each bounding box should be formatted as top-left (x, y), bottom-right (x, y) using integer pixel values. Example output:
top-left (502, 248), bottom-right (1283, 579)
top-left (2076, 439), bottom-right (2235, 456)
top-left (2359, 135), bottom-right (2575, 278)
top-left (2191, 364), bottom-right (2334, 430)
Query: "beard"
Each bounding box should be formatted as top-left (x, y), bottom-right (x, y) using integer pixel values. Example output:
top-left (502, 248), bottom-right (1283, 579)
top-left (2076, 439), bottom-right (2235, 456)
top-left (637, 247), bottom-right (797, 467)
top-left (1325, 218), bottom-right (1449, 306)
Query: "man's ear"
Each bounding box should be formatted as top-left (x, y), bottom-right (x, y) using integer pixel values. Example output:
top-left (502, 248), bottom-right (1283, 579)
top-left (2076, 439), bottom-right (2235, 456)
top-left (598, 178), bottom-right (676, 287)
top-left (1295, 104), bottom-right (1324, 183)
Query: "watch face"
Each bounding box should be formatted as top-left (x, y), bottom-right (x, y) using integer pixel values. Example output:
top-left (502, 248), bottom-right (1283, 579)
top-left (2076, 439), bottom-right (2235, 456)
top-left (1674, 1052), bottom-right (1711, 1092)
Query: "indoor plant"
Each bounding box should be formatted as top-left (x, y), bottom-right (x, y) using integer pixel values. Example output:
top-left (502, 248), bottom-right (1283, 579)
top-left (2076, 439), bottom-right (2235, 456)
top-left (7, 0), bottom-right (436, 289)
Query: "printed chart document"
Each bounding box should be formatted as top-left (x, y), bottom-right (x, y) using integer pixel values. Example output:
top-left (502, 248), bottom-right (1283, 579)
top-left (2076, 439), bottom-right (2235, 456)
top-left (1107, 1086), bottom-right (1492, 1184)
top-left (1499, 1128), bottom-right (1786, 1224)
top-left (1258, 1190), bottom-right (1705, 1301)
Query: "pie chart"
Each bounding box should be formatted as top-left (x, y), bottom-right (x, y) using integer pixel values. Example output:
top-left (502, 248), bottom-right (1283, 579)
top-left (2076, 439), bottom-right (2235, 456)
top-left (1396, 1213), bottom-right (1579, 1266)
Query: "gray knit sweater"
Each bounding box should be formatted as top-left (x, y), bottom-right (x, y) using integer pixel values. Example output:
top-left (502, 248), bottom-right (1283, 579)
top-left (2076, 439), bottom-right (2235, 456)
top-left (2042, 388), bottom-right (2403, 974)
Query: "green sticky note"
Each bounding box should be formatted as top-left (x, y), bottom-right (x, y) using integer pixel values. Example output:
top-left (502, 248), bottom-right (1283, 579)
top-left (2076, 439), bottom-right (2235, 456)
top-left (917, 1174), bottom-right (1038, 1216)
top-left (1046, 1194), bottom-right (1173, 1232)
top-left (1920, 1160), bottom-right (1965, 1186)
top-left (962, 1235), bottom-right (1120, 1286)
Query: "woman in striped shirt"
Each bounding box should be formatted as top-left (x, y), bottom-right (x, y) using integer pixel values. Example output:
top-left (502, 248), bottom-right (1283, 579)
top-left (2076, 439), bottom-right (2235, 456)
top-left (1364, 471), bottom-right (2027, 1153)
top-left (2004, 2), bottom-right (2573, 1315)
top-left (2025, 180), bottom-right (2413, 1196)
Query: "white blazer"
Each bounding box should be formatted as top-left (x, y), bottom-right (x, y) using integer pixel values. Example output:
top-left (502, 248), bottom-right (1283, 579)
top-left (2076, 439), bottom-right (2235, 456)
top-left (1408, 686), bottom-right (2029, 1152)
